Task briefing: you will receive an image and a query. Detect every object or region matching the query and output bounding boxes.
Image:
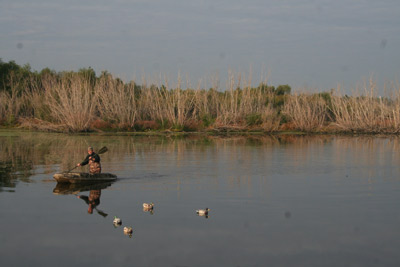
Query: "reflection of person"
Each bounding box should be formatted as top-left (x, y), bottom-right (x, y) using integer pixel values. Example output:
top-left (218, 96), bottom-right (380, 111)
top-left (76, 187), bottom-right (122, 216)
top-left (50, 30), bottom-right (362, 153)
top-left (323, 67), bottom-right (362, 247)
top-left (77, 190), bottom-right (105, 215)
top-left (77, 147), bottom-right (101, 174)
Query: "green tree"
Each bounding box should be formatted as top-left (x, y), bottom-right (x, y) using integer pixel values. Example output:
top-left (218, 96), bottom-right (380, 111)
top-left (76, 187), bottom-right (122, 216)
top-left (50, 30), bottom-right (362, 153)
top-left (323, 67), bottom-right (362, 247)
top-left (0, 59), bottom-right (21, 92)
top-left (276, 84), bottom-right (291, 95)
top-left (78, 67), bottom-right (96, 86)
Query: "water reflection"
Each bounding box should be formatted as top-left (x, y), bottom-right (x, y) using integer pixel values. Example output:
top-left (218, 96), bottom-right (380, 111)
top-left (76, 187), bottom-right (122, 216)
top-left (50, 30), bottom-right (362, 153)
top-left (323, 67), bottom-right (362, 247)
top-left (0, 161), bottom-right (16, 192)
top-left (143, 206), bottom-right (155, 215)
top-left (53, 182), bottom-right (113, 217)
top-left (0, 156), bottom-right (34, 192)
top-left (3, 131), bottom-right (400, 266)
top-left (2, 130), bottom-right (400, 194)
top-left (77, 190), bottom-right (106, 216)
top-left (52, 181), bottom-right (113, 195)
top-left (197, 214), bottom-right (209, 219)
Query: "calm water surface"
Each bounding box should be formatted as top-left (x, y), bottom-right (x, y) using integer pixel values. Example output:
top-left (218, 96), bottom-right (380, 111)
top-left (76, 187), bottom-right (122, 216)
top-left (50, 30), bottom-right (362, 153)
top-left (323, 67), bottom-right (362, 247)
top-left (1, 131), bottom-right (400, 267)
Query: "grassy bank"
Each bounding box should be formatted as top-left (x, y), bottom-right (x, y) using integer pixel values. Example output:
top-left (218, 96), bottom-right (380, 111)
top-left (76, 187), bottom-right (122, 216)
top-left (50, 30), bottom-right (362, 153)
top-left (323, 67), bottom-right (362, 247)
top-left (1, 60), bottom-right (400, 134)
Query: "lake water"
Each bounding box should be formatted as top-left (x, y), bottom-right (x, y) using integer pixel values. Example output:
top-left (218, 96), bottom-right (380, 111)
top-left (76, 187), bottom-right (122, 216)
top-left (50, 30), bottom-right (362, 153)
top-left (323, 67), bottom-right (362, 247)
top-left (1, 131), bottom-right (400, 267)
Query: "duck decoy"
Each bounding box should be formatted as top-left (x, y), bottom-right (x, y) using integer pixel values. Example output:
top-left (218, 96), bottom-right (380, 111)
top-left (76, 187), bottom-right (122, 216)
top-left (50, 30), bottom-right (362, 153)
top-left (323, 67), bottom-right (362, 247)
top-left (143, 202), bottom-right (154, 209)
top-left (196, 208), bottom-right (210, 216)
top-left (124, 226), bottom-right (133, 237)
top-left (113, 216), bottom-right (122, 225)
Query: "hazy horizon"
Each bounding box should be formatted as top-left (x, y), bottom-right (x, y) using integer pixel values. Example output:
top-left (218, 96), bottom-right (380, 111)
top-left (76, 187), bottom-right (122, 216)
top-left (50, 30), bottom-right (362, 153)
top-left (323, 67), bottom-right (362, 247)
top-left (1, 0), bottom-right (399, 92)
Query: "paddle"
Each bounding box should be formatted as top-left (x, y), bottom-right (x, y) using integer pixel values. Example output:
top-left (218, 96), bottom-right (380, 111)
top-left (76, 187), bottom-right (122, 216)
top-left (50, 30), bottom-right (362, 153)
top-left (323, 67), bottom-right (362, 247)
top-left (95, 208), bottom-right (108, 217)
top-left (65, 146), bottom-right (109, 173)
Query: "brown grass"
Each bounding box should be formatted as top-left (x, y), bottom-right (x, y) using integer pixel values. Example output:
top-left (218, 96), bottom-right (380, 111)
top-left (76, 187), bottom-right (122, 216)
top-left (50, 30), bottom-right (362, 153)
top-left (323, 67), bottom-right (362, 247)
top-left (282, 93), bottom-right (327, 132)
top-left (0, 72), bottom-right (28, 124)
top-left (31, 75), bottom-right (97, 132)
top-left (2, 71), bottom-right (400, 134)
top-left (330, 79), bottom-right (400, 133)
top-left (95, 75), bottom-right (137, 128)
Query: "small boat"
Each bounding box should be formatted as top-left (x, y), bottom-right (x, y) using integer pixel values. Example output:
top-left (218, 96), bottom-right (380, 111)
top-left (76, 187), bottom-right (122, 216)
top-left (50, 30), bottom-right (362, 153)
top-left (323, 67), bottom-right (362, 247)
top-left (53, 172), bottom-right (117, 184)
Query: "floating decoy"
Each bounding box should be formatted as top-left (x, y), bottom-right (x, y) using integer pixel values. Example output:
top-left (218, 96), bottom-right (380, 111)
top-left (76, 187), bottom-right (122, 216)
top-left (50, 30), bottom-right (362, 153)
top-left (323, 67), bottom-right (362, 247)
top-left (143, 207), bottom-right (155, 215)
top-left (196, 208), bottom-right (210, 216)
top-left (143, 202), bottom-right (154, 209)
top-left (113, 216), bottom-right (122, 225)
top-left (124, 227), bottom-right (133, 234)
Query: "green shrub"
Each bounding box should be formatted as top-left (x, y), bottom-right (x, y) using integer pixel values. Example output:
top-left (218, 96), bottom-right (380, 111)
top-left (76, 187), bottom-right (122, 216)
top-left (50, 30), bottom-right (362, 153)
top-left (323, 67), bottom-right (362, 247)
top-left (183, 120), bottom-right (202, 132)
top-left (276, 85), bottom-right (291, 95)
top-left (246, 113), bottom-right (263, 126)
top-left (134, 120), bottom-right (160, 131)
top-left (201, 114), bottom-right (215, 127)
top-left (156, 119), bottom-right (170, 130)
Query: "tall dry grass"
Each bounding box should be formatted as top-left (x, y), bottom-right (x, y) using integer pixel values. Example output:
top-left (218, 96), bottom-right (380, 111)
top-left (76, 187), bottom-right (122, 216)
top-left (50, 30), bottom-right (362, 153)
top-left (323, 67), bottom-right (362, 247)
top-left (0, 72), bottom-right (28, 124)
top-left (95, 76), bottom-right (137, 128)
top-left (19, 74), bottom-right (97, 132)
top-left (136, 75), bottom-right (197, 128)
top-left (330, 79), bottom-right (400, 133)
top-left (0, 91), bottom-right (10, 123)
top-left (43, 75), bottom-right (96, 132)
top-left (1, 71), bottom-right (281, 132)
top-left (209, 72), bottom-right (279, 131)
top-left (3, 70), bottom-right (400, 134)
top-left (282, 93), bottom-right (327, 132)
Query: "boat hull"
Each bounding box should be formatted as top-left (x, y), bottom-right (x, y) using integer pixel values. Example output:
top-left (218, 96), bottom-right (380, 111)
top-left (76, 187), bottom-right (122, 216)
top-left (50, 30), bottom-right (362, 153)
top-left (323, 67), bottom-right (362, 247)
top-left (53, 172), bottom-right (117, 184)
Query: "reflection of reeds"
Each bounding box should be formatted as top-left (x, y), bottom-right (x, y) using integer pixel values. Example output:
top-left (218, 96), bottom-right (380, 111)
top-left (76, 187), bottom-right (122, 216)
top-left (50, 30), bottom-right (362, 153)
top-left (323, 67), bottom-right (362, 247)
top-left (0, 132), bottom-right (347, 168)
top-left (0, 132), bottom-right (315, 172)
top-left (2, 132), bottom-right (400, 194)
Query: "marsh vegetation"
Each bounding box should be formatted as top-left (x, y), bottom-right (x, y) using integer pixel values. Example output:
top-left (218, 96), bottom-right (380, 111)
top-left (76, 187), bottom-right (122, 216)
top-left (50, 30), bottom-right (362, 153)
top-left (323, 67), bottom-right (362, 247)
top-left (1, 59), bottom-right (400, 134)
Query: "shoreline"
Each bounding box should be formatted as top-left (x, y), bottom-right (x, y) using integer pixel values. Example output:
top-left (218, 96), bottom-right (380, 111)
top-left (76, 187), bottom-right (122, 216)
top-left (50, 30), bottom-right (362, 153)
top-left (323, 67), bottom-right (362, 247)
top-left (1, 126), bottom-right (399, 138)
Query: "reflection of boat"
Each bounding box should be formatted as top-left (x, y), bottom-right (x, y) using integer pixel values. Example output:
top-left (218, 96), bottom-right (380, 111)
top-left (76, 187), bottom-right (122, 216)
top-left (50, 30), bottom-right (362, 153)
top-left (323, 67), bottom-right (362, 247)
top-left (53, 172), bottom-right (117, 183)
top-left (53, 182), bottom-right (111, 217)
top-left (53, 181), bottom-right (114, 195)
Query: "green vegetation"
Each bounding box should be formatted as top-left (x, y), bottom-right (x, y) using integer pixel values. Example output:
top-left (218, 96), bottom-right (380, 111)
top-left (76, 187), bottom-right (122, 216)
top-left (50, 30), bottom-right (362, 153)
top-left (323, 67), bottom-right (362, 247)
top-left (1, 59), bottom-right (400, 134)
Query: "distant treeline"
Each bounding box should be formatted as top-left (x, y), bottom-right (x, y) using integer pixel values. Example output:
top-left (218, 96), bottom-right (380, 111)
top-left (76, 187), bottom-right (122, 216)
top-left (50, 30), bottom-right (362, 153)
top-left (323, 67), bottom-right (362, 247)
top-left (1, 59), bottom-right (400, 134)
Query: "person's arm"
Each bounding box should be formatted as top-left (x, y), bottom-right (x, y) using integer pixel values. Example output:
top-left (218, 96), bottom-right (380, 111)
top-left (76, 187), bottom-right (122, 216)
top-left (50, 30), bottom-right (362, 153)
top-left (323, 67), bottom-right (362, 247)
top-left (77, 195), bottom-right (90, 204)
top-left (78, 155), bottom-right (90, 166)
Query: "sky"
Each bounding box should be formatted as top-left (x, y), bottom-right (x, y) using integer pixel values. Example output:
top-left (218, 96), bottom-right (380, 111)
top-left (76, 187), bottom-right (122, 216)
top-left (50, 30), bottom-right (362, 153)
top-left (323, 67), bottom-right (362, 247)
top-left (1, 0), bottom-right (400, 92)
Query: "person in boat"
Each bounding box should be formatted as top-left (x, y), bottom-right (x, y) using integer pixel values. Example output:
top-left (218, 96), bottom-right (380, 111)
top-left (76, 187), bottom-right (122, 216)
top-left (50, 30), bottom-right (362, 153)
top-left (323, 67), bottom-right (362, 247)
top-left (77, 147), bottom-right (101, 174)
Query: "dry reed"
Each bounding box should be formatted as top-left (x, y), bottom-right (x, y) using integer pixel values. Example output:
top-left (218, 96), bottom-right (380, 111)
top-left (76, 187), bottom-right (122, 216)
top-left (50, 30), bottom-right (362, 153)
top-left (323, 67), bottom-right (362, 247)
top-left (330, 79), bottom-right (400, 133)
top-left (95, 75), bottom-right (137, 128)
top-left (37, 75), bottom-right (96, 132)
top-left (282, 93), bottom-right (327, 132)
top-left (3, 71), bottom-right (400, 134)
top-left (136, 76), bottom-right (196, 128)
top-left (0, 72), bottom-right (27, 124)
